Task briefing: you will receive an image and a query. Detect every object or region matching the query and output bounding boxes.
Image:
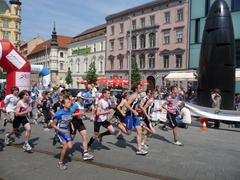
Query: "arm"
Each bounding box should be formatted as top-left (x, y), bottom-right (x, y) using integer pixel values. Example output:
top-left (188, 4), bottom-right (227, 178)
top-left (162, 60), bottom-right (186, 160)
top-left (126, 97), bottom-right (138, 115)
top-left (96, 101), bottom-right (110, 116)
top-left (50, 119), bottom-right (68, 134)
top-left (117, 100), bottom-right (125, 117)
top-left (142, 100), bottom-right (152, 119)
top-left (15, 103), bottom-right (32, 117)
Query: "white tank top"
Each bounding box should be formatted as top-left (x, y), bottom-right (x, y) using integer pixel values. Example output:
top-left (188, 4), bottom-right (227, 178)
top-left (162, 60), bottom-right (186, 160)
top-left (97, 99), bottom-right (110, 122)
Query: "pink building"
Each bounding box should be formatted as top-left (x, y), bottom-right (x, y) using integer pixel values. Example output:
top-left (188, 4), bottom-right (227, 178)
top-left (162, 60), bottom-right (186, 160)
top-left (105, 0), bottom-right (189, 89)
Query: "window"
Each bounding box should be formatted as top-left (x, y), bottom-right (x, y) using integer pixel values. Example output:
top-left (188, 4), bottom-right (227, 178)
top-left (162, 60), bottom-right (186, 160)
top-left (76, 59), bottom-right (80, 72)
top-left (140, 34), bottom-right (146, 49)
top-left (163, 31), bottom-right (170, 44)
top-left (60, 52), bottom-right (64, 58)
top-left (163, 55), bottom-right (169, 68)
top-left (101, 42), bottom-right (104, 51)
top-left (60, 63), bottom-right (64, 70)
top-left (3, 21), bottom-right (9, 28)
top-left (120, 23), bottom-right (124, 33)
top-left (16, 22), bottom-right (20, 29)
top-left (132, 19), bottom-right (136, 30)
top-left (119, 38), bottom-right (124, 50)
top-left (176, 54), bottom-right (182, 68)
top-left (195, 18), bottom-right (200, 43)
top-left (15, 33), bottom-right (20, 41)
top-left (164, 12), bottom-right (171, 24)
top-left (85, 59), bottom-right (88, 72)
top-left (139, 54), bottom-right (145, 69)
top-left (94, 43), bottom-right (96, 52)
top-left (140, 18), bottom-right (145, 28)
top-left (111, 26), bottom-right (115, 35)
top-left (236, 40), bottom-right (240, 68)
top-left (177, 9), bottom-right (184, 21)
top-left (110, 41), bottom-right (114, 51)
top-left (149, 54), bottom-right (155, 68)
top-left (132, 36), bottom-right (137, 49)
top-left (176, 29), bottom-right (183, 43)
top-left (232, 0), bottom-right (240, 11)
top-left (149, 33), bottom-right (156, 48)
top-left (150, 15), bottom-right (155, 26)
top-left (2, 32), bottom-right (9, 40)
top-left (110, 59), bottom-right (114, 70)
top-left (119, 58), bottom-right (123, 69)
top-left (100, 61), bottom-right (103, 72)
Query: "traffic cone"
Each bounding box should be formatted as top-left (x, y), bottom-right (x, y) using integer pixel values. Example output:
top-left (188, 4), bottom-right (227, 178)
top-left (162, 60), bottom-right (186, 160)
top-left (201, 121), bottom-right (208, 131)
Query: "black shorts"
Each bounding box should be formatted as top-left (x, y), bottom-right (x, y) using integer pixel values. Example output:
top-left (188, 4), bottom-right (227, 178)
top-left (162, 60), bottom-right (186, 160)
top-left (84, 104), bottom-right (92, 109)
top-left (94, 121), bottom-right (111, 133)
top-left (167, 112), bottom-right (178, 128)
top-left (42, 110), bottom-right (52, 123)
top-left (113, 111), bottom-right (125, 123)
top-left (13, 116), bottom-right (29, 129)
top-left (143, 117), bottom-right (153, 129)
top-left (70, 118), bottom-right (86, 135)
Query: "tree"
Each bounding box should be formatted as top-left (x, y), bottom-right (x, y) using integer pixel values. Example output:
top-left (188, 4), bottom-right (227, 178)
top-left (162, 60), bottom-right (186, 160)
top-left (131, 58), bottom-right (141, 84)
top-left (65, 67), bottom-right (73, 85)
top-left (86, 61), bottom-right (98, 84)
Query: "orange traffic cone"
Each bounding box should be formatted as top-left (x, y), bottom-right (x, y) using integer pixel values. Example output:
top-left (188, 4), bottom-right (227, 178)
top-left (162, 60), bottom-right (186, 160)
top-left (201, 121), bottom-right (208, 131)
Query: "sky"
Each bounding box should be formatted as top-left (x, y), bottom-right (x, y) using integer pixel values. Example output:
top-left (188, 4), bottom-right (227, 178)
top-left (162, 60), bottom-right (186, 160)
top-left (20, 0), bottom-right (152, 41)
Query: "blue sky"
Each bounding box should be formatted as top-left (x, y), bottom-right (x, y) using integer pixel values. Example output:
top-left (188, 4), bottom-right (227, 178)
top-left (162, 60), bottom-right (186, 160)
top-left (21, 0), bottom-right (151, 41)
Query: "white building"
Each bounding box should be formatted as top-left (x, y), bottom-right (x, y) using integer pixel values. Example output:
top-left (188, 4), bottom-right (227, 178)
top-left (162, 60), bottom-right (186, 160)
top-left (68, 24), bottom-right (106, 88)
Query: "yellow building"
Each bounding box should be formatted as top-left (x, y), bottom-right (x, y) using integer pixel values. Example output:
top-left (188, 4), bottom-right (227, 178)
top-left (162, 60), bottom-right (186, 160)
top-left (0, 0), bottom-right (21, 49)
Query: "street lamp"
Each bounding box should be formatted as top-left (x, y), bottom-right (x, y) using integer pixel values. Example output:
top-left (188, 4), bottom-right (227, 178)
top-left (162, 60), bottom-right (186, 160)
top-left (128, 16), bottom-right (132, 90)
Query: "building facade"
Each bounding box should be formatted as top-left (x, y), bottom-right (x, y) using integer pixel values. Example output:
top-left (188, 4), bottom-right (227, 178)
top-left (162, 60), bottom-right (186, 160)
top-left (27, 26), bottom-right (72, 86)
top-left (0, 0), bottom-right (21, 49)
top-left (189, 0), bottom-right (240, 91)
top-left (68, 24), bottom-right (106, 88)
top-left (105, 0), bottom-right (189, 89)
top-left (20, 37), bottom-right (44, 57)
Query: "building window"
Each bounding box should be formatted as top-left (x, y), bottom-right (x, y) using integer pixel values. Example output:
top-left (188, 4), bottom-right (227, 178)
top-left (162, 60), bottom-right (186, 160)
top-left (177, 9), bottom-right (184, 21)
top-left (15, 33), bottom-right (20, 41)
top-left (94, 43), bottom-right (96, 52)
top-left (119, 38), bottom-right (124, 50)
top-left (150, 15), bottom-right (155, 26)
top-left (149, 54), bottom-right (155, 69)
top-left (205, 0), bottom-right (211, 16)
top-left (163, 31), bottom-right (170, 44)
top-left (176, 54), bottom-right (182, 68)
top-left (132, 36), bottom-right (137, 49)
top-left (120, 23), bottom-right (124, 33)
top-left (2, 32), bottom-right (9, 40)
top-left (140, 34), bottom-right (146, 49)
top-left (163, 55), bottom-right (169, 68)
top-left (164, 12), bottom-right (171, 24)
top-left (149, 33), bottom-right (156, 48)
top-left (132, 19), bottom-right (136, 30)
top-left (195, 18), bottom-right (200, 43)
top-left (232, 0), bottom-right (240, 11)
top-left (85, 60), bottom-right (88, 72)
top-left (3, 20), bottom-right (9, 28)
top-left (100, 61), bottom-right (103, 72)
top-left (60, 63), bottom-right (64, 70)
top-left (60, 52), bottom-right (64, 58)
top-left (110, 59), bottom-right (114, 70)
top-left (140, 18), bottom-right (145, 28)
top-left (139, 54), bottom-right (145, 69)
top-left (110, 41), bottom-right (114, 51)
top-left (101, 42), bottom-right (104, 51)
top-left (119, 58), bottom-right (123, 69)
top-left (111, 25), bottom-right (115, 35)
top-left (236, 40), bottom-right (240, 68)
top-left (76, 59), bottom-right (80, 72)
top-left (176, 29), bottom-right (183, 43)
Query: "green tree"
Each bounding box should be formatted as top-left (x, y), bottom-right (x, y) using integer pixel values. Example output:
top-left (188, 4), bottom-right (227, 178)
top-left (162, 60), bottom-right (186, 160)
top-left (65, 67), bottom-right (73, 85)
top-left (131, 58), bottom-right (141, 84)
top-left (86, 61), bottom-right (98, 84)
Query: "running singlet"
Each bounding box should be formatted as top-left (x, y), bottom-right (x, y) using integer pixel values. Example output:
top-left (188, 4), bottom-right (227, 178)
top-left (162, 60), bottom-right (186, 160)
top-left (96, 99), bottom-right (110, 122)
top-left (146, 100), bottom-right (155, 117)
top-left (54, 109), bottom-right (72, 129)
top-left (126, 95), bottom-right (141, 115)
top-left (166, 95), bottom-right (177, 115)
top-left (71, 102), bottom-right (85, 118)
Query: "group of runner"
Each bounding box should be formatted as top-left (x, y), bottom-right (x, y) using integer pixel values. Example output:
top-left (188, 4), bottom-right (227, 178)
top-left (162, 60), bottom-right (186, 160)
top-left (1, 83), bottom-right (191, 170)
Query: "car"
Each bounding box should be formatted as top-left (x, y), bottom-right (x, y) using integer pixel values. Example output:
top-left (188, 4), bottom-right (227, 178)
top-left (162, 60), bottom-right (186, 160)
top-left (66, 88), bottom-right (86, 97)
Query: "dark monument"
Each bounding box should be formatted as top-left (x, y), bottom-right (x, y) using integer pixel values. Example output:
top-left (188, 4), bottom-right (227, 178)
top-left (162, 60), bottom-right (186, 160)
top-left (197, 0), bottom-right (235, 110)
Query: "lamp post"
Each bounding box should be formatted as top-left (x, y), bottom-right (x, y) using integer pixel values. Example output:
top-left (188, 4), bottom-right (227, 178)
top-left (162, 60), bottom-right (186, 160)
top-left (128, 16), bottom-right (132, 90)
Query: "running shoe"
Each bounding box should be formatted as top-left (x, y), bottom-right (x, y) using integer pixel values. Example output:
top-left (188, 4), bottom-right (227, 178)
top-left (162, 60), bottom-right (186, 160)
top-left (44, 128), bottom-right (51, 132)
top-left (136, 149), bottom-right (148, 155)
top-left (57, 162), bottom-right (67, 170)
top-left (3, 119), bottom-right (7, 127)
top-left (83, 152), bottom-right (94, 161)
top-left (4, 133), bottom-right (10, 145)
top-left (141, 144), bottom-right (149, 150)
top-left (23, 143), bottom-right (32, 151)
top-left (173, 140), bottom-right (184, 146)
top-left (161, 126), bottom-right (168, 131)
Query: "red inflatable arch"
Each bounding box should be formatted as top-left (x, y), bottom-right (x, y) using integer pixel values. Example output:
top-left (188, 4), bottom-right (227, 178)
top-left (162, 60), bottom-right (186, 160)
top-left (0, 40), bottom-right (31, 95)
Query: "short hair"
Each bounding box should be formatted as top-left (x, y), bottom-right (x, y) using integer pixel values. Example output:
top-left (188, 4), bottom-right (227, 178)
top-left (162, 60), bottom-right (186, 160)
top-left (11, 86), bottom-right (19, 93)
top-left (131, 82), bottom-right (141, 92)
top-left (18, 90), bottom-right (29, 99)
top-left (122, 91), bottom-right (129, 99)
top-left (170, 86), bottom-right (177, 92)
top-left (102, 88), bottom-right (110, 94)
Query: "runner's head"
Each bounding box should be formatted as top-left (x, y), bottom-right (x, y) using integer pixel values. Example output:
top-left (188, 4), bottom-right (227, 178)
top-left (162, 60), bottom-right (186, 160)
top-left (170, 86), bottom-right (178, 96)
top-left (102, 88), bottom-right (110, 99)
top-left (11, 86), bottom-right (19, 96)
top-left (131, 83), bottom-right (142, 93)
top-left (61, 96), bottom-right (71, 110)
top-left (18, 90), bottom-right (29, 101)
top-left (122, 91), bottom-right (130, 100)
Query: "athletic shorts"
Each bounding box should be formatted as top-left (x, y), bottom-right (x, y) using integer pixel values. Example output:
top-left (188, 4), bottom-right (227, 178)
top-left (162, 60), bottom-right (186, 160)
top-left (13, 116), bottom-right (29, 129)
top-left (6, 112), bottom-right (15, 123)
top-left (94, 121), bottom-right (111, 133)
top-left (42, 110), bottom-right (52, 123)
top-left (57, 130), bottom-right (72, 142)
top-left (167, 112), bottom-right (178, 128)
top-left (125, 115), bottom-right (141, 130)
top-left (143, 117), bottom-right (153, 130)
top-left (70, 118), bottom-right (86, 135)
top-left (113, 111), bottom-right (125, 123)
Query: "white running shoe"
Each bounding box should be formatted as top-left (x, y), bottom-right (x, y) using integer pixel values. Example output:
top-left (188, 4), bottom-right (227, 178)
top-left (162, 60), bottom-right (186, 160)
top-left (83, 152), bottom-right (94, 161)
top-left (136, 148), bottom-right (148, 155)
top-left (4, 133), bottom-right (10, 145)
top-left (141, 144), bottom-right (149, 150)
top-left (57, 162), bottom-right (67, 170)
top-left (23, 143), bottom-right (32, 151)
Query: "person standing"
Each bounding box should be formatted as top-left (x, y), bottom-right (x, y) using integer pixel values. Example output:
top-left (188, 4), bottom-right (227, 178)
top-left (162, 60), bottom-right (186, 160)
top-left (211, 88), bottom-right (222, 128)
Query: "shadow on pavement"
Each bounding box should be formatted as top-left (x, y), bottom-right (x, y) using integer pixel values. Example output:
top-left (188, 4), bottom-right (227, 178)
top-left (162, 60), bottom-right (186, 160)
top-left (0, 138), bottom-right (5, 151)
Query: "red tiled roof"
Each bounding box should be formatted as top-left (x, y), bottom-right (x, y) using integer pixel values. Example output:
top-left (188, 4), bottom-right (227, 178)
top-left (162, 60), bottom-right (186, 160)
top-left (29, 35), bottom-right (72, 56)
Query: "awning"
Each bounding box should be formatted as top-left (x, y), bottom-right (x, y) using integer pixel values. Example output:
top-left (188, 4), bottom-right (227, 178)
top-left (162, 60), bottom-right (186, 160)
top-left (165, 72), bottom-right (197, 81)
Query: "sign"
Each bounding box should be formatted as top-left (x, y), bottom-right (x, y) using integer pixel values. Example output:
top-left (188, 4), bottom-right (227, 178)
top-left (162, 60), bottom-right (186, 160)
top-left (72, 47), bottom-right (91, 56)
top-left (15, 72), bottom-right (31, 91)
top-left (6, 49), bottom-right (26, 69)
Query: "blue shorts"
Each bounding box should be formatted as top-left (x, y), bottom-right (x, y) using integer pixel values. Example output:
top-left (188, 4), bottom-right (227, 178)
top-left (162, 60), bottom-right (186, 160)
top-left (125, 115), bottom-right (142, 130)
top-left (57, 130), bottom-right (72, 142)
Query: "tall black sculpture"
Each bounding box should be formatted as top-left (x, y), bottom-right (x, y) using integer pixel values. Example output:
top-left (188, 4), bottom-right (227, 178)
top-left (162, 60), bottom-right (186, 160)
top-left (197, 0), bottom-right (235, 110)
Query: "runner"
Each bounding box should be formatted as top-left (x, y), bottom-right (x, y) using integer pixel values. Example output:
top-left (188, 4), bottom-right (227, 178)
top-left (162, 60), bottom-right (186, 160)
top-left (42, 91), bottom-right (53, 131)
top-left (51, 96), bottom-right (73, 170)
top-left (88, 88), bottom-right (116, 148)
top-left (70, 92), bottom-right (94, 160)
top-left (5, 90), bottom-right (33, 152)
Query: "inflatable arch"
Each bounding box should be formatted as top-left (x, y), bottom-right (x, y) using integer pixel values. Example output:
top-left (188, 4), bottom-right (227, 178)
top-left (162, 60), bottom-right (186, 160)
top-left (0, 40), bottom-right (31, 94)
top-left (31, 64), bottom-right (50, 88)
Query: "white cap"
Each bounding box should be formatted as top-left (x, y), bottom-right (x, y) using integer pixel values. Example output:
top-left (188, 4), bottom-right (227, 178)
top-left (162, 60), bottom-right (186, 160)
top-left (77, 92), bottom-right (85, 99)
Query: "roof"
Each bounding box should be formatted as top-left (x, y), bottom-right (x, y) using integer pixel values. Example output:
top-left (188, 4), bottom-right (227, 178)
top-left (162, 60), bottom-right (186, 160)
top-left (106, 0), bottom-right (179, 21)
top-left (28, 35), bottom-right (72, 56)
top-left (0, 0), bottom-right (10, 14)
top-left (71, 24), bottom-right (106, 43)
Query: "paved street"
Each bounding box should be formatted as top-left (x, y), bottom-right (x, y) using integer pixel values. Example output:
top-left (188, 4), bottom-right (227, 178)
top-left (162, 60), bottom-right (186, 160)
top-left (0, 117), bottom-right (240, 180)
